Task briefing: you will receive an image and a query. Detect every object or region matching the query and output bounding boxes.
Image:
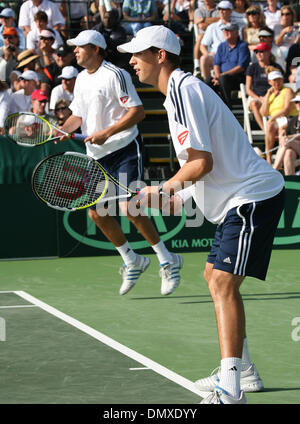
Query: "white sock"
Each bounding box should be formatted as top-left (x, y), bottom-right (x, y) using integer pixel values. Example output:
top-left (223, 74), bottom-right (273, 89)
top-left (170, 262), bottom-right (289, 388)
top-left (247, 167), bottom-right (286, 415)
top-left (241, 337), bottom-right (252, 371)
top-left (194, 59), bottom-right (200, 69)
top-left (219, 357), bottom-right (241, 399)
top-left (116, 241), bottom-right (137, 266)
top-left (151, 240), bottom-right (173, 265)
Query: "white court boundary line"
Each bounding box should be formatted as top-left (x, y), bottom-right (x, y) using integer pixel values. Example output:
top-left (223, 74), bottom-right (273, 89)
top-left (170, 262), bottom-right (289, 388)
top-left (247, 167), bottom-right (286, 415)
top-left (0, 305), bottom-right (38, 309)
top-left (14, 290), bottom-right (206, 398)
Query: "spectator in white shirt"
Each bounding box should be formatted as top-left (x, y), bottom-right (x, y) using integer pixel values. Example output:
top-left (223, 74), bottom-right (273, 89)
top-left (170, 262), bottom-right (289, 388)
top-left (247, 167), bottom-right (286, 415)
top-left (0, 80), bottom-right (10, 134)
top-left (49, 65), bottom-right (78, 110)
top-left (26, 10), bottom-right (63, 52)
top-left (273, 5), bottom-right (300, 60)
top-left (8, 70), bottom-right (39, 114)
top-left (264, 0), bottom-right (281, 30)
top-left (18, 0), bottom-right (66, 37)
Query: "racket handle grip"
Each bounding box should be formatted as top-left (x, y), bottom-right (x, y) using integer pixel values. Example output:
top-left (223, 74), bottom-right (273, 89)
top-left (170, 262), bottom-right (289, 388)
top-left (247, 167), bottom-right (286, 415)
top-left (71, 133), bottom-right (86, 141)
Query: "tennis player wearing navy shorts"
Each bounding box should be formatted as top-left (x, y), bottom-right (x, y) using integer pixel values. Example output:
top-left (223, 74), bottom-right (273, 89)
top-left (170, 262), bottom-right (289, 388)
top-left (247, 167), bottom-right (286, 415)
top-left (59, 30), bottom-right (183, 298)
top-left (118, 25), bottom-right (285, 404)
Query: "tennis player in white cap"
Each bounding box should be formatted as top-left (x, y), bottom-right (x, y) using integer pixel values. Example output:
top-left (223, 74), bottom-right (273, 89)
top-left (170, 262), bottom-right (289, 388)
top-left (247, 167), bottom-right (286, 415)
top-left (58, 30), bottom-right (183, 296)
top-left (118, 25), bottom-right (285, 404)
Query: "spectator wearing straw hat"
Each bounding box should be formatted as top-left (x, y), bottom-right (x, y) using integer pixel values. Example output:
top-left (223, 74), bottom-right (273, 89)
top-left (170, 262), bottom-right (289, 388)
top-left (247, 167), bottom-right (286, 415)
top-left (0, 8), bottom-right (26, 50)
top-left (15, 49), bottom-right (41, 73)
top-left (49, 65), bottom-right (78, 110)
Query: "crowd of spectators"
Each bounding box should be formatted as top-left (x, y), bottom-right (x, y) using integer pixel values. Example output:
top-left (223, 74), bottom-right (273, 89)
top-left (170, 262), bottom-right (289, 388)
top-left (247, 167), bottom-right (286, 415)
top-left (0, 0), bottom-right (299, 174)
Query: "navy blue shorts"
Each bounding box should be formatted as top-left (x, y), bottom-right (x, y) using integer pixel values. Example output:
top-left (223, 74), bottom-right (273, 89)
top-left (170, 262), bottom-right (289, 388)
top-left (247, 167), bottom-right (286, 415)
top-left (207, 188), bottom-right (285, 280)
top-left (90, 134), bottom-right (144, 209)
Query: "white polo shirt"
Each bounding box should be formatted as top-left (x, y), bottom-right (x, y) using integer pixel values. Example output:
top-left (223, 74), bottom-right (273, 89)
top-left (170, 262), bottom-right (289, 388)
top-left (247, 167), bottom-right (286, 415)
top-left (18, 0), bottom-right (65, 30)
top-left (49, 84), bottom-right (73, 110)
top-left (8, 89), bottom-right (32, 115)
top-left (70, 60), bottom-right (142, 160)
top-left (264, 7), bottom-right (281, 30)
top-left (164, 69), bottom-right (284, 224)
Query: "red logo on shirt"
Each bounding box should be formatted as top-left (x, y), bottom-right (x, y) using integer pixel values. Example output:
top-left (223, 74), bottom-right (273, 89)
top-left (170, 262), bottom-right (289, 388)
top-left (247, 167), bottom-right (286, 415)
top-left (120, 96), bottom-right (129, 104)
top-left (178, 130), bottom-right (188, 145)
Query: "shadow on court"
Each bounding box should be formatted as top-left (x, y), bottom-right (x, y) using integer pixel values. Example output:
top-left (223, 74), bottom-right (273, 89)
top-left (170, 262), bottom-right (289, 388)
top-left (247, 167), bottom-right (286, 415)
top-left (131, 292), bottom-right (300, 304)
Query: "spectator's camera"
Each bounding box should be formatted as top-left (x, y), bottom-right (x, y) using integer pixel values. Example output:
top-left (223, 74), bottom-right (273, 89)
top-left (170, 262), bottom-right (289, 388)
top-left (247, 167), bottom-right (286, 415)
top-left (7, 44), bottom-right (16, 52)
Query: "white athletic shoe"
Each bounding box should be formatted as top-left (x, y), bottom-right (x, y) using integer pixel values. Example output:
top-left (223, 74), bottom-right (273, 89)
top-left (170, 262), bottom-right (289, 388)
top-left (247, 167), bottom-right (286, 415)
top-left (200, 386), bottom-right (248, 404)
top-left (195, 363), bottom-right (264, 393)
top-left (193, 67), bottom-right (202, 79)
top-left (119, 255), bottom-right (150, 295)
top-left (159, 253), bottom-right (183, 296)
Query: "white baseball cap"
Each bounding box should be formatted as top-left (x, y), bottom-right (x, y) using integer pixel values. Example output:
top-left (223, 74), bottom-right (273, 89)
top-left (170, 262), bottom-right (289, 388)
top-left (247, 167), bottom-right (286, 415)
top-left (0, 8), bottom-right (15, 18)
top-left (217, 1), bottom-right (233, 10)
top-left (67, 30), bottom-right (107, 49)
top-left (18, 70), bottom-right (39, 82)
top-left (58, 66), bottom-right (78, 79)
top-left (117, 25), bottom-right (181, 56)
top-left (268, 71), bottom-right (283, 80)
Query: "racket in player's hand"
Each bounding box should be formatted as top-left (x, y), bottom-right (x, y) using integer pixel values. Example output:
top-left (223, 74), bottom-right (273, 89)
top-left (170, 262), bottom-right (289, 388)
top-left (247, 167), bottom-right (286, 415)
top-left (32, 152), bottom-right (139, 211)
top-left (4, 112), bottom-right (86, 147)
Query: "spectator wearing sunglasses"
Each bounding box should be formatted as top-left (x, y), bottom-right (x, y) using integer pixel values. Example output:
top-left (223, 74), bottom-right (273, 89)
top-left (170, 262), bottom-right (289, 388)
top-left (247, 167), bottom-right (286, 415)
top-left (257, 26), bottom-right (286, 73)
top-left (242, 6), bottom-right (266, 56)
top-left (54, 99), bottom-right (72, 126)
top-left (49, 65), bottom-right (78, 111)
top-left (0, 8), bottom-right (26, 50)
top-left (31, 88), bottom-right (59, 126)
top-left (0, 27), bottom-right (21, 84)
top-left (273, 6), bottom-right (300, 60)
top-left (38, 28), bottom-right (56, 67)
top-left (246, 42), bottom-right (284, 131)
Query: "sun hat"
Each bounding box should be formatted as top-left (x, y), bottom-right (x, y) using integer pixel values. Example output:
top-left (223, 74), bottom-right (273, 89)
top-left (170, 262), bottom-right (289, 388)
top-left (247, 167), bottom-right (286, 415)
top-left (268, 71), bottom-right (283, 80)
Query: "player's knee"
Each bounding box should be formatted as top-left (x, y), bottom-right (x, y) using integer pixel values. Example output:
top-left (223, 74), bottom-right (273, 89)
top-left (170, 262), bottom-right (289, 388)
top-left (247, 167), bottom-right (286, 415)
top-left (207, 272), bottom-right (241, 301)
top-left (285, 148), bottom-right (296, 159)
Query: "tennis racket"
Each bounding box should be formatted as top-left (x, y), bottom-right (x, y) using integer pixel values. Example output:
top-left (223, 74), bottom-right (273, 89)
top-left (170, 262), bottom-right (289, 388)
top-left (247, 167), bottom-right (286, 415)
top-left (31, 151), bottom-right (139, 211)
top-left (4, 112), bottom-right (86, 147)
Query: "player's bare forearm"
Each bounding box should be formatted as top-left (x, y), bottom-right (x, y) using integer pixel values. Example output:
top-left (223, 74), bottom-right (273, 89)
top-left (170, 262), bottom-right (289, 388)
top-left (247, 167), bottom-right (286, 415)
top-left (60, 115), bottom-right (82, 134)
top-left (163, 149), bottom-right (213, 194)
top-left (137, 149), bottom-right (213, 209)
top-left (57, 115), bottom-right (82, 142)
